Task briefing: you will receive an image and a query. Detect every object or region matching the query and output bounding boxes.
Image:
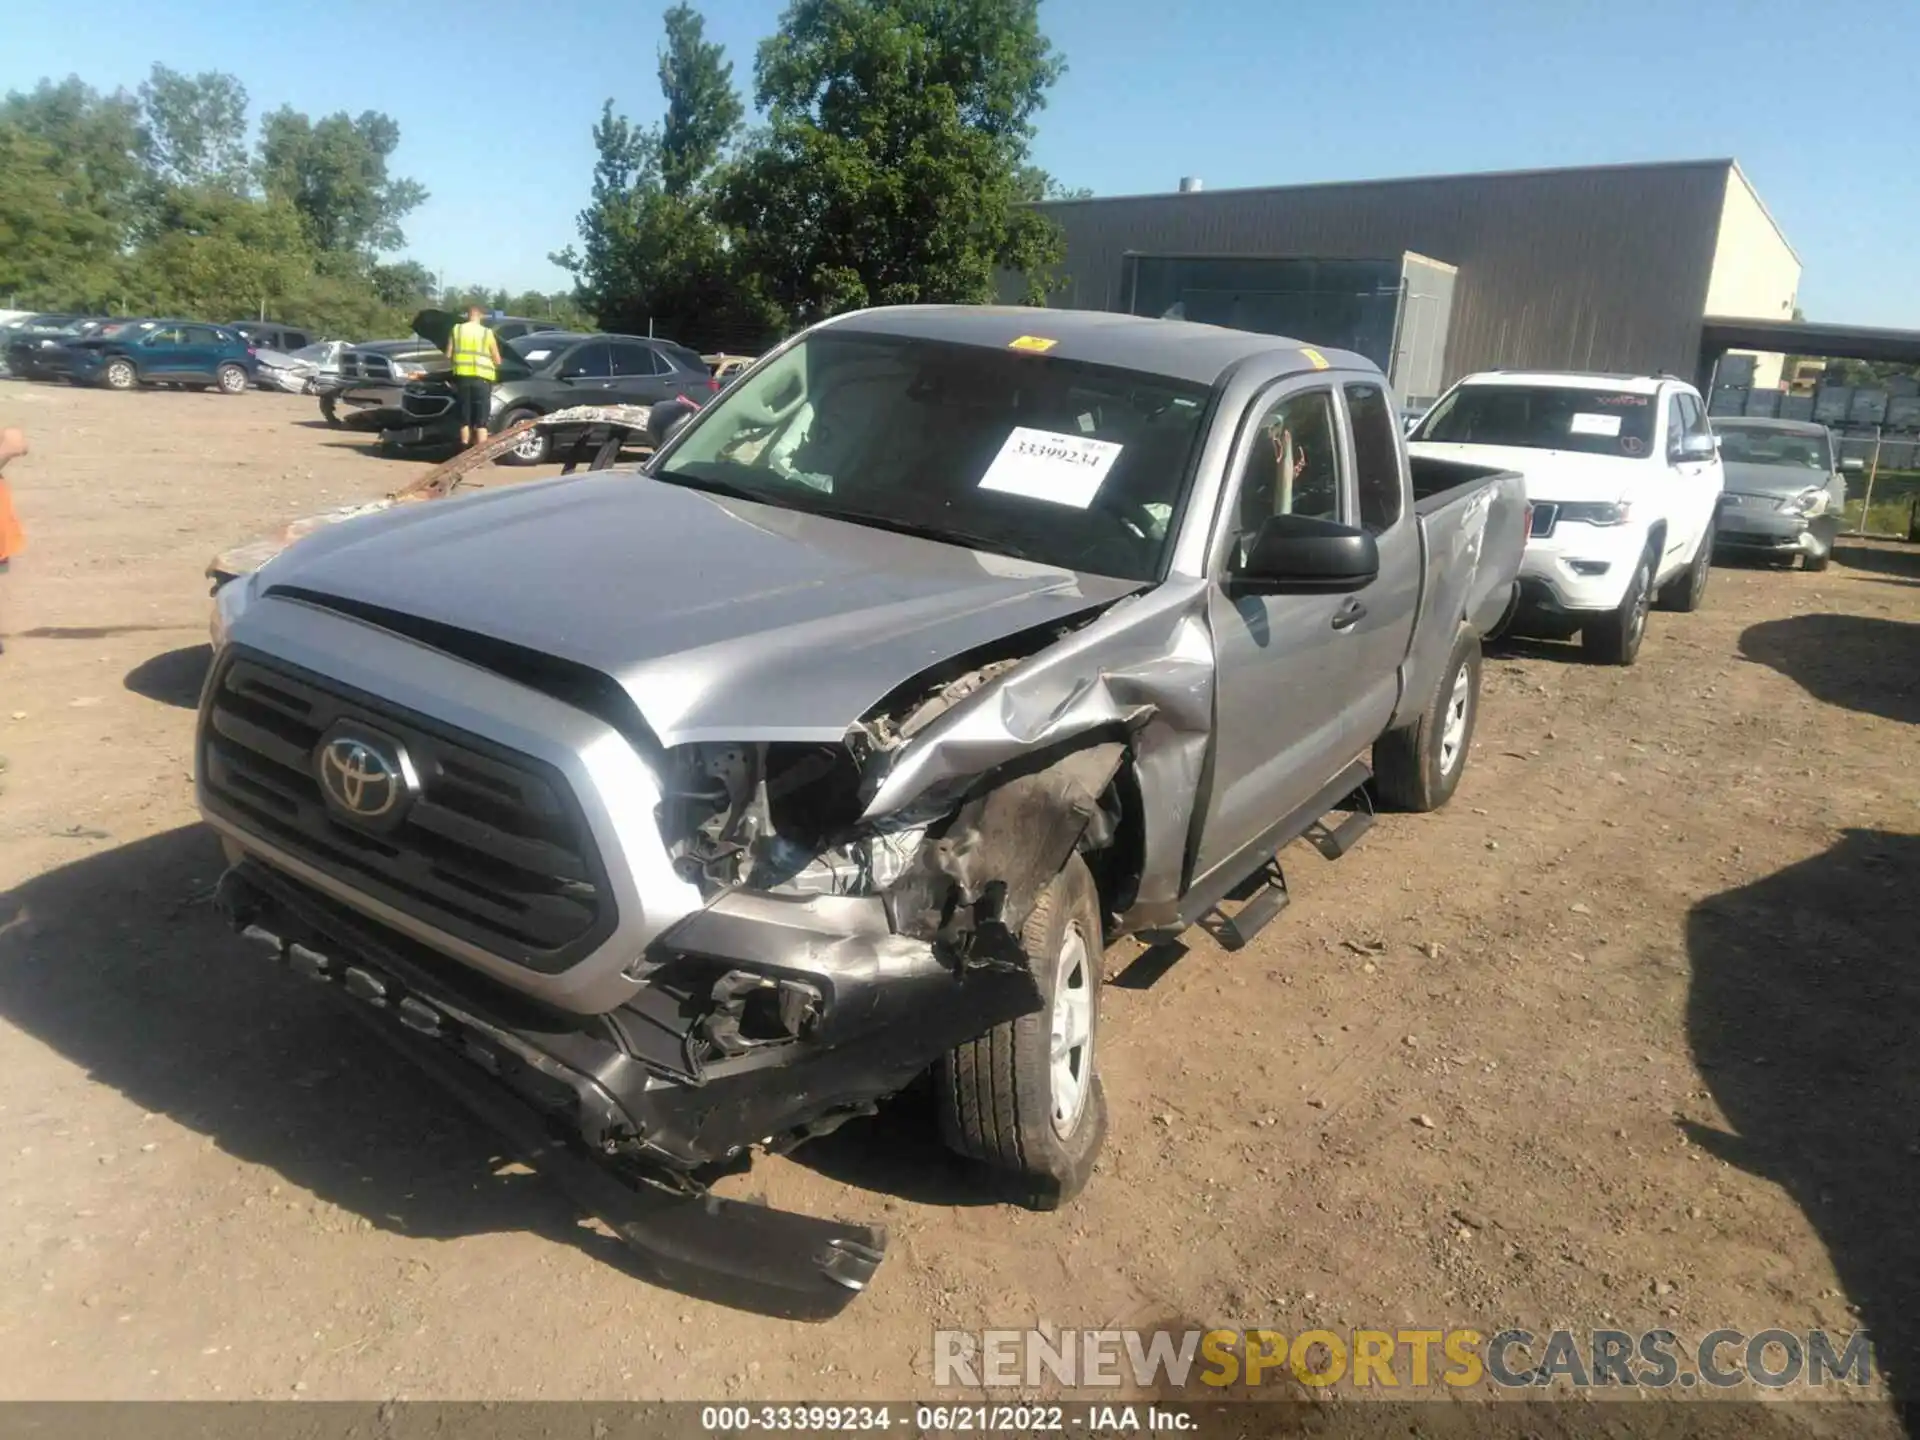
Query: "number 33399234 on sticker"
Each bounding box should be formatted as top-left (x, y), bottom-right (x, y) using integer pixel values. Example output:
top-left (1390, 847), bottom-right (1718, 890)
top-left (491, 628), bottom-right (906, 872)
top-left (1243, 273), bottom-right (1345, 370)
top-left (978, 426), bottom-right (1125, 509)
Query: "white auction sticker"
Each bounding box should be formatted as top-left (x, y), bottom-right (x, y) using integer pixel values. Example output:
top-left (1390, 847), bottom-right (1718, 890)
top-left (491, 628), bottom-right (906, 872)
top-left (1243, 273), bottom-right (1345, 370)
top-left (978, 427), bottom-right (1123, 509)
top-left (1568, 412), bottom-right (1622, 437)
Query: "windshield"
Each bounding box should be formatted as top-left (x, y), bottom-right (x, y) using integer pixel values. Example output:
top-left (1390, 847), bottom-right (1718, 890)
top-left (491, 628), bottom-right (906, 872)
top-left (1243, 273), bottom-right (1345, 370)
top-left (1715, 425), bottom-right (1830, 471)
top-left (653, 330), bottom-right (1212, 581)
top-left (1415, 383), bottom-right (1657, 458)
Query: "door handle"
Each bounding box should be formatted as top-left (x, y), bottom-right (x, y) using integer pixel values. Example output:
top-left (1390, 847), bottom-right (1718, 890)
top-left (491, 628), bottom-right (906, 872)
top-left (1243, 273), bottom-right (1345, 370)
top-left (1331, 599), bottom-right (1366, 631)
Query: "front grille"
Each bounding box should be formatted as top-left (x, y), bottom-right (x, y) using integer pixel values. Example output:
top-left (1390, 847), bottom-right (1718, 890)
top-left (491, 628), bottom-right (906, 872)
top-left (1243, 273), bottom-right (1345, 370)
top-left (339, 352), bottom-right (395, 381)
top-left (403, 388), bottom-right (454, 420)
top-left (200, 649), bottom-right (616, 973)
top-left (1529, 503), bottom-right (1559, 538)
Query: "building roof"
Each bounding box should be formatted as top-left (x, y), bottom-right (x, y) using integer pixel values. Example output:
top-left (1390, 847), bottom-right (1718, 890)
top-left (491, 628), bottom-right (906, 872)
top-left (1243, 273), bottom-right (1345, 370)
top-left (1031, 157), bottom-right (1738, 212)
top-left (825, 304), bottom-right (1370, 385)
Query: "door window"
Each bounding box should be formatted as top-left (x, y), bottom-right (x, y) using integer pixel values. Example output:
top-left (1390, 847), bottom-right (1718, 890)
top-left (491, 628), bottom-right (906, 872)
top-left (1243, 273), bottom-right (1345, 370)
top-left (183, 326), bottom-right (222, 347)
top-left (559, 342), bottom-right (612, 379)
top-left (1344, 382), bottom-right (1403, 532)
top-left (1231, 388), bottom-right (1345, 561)
top-left (609, 343), bottom-right (667, 377)
top-left (1677, 391), bottom-right (1712, 445)
top-left (1666, 395), bottom-right (1688, 461)
top-left (144, 327), bottom-right (186, 348)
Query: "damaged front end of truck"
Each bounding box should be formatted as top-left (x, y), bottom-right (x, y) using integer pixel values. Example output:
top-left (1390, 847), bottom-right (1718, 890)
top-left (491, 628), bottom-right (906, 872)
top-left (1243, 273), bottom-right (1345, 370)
top-left (203, 561), bottom-right (1215, 1318)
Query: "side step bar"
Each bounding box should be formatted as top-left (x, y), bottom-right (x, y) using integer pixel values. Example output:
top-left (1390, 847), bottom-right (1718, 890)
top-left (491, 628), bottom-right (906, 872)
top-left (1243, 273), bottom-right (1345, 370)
top-left (1158, 760), bottom-right (1376, 952)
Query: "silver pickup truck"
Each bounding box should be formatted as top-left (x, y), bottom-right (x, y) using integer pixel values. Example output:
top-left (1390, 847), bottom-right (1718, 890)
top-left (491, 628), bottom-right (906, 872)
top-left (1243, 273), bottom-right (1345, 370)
top-left (199, 307), bottom-right (1526, 1316)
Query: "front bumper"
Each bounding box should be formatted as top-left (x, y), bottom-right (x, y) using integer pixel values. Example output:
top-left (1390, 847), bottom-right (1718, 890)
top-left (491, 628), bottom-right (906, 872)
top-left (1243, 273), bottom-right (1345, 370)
top-left (1714, 500), bottom-right (1831, 556)
top-left (215, 858), bottom-right (888, 1319)
top-left (1516, 518), bottom-right (1647, 613)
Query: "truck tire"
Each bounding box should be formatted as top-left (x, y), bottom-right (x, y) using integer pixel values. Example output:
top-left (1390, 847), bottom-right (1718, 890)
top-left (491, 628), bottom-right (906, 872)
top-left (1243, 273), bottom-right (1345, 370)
top-left (1372, 625), bottom-right (1481, 813)
top-left (1656, 521), bottom-right (1713, 612)
top-left (1583, 548), bottom-right (1653, 666)
top-left (936, 852), bottom-right (1107, 1210)
top-left (318, 395), bottom-right (340, 426)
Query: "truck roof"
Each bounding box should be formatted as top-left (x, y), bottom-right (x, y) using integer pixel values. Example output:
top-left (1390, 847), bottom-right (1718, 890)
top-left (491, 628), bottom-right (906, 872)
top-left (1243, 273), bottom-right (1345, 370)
top-left (824, 305), bottom-right (1373, 387)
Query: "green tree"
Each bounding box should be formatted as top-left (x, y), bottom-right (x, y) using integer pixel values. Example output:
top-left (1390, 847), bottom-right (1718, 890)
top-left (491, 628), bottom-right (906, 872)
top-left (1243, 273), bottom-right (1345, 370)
top-left (659, 2), bottom-right (743, 198)
top-left (556, 9), bottom-right (780, 350)
top-left (0, 78), bottom-right (143, 304)
top-left (715, 0), bottom-right (1066, 324)
top-left (137, 64), bottom-right (251, 194)
top-left (130, 190), bottom-right (312, 320)
top-left (258, 106), bottom-right (429, 254)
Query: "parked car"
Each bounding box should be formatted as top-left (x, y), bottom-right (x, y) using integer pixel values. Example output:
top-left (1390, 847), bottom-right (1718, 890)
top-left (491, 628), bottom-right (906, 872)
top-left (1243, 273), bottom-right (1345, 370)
top-left (1410, 370), bottom-right (1723, 664)
top-left (199, 306), bottom-right (1526, 1311)
top-left (486, 315), bottom-right (569, 343)
top-left (5, 315), bottom-right (107, 380)
top-left (1709, 417), bottom-right (1856, 572)
top-left (255, 340), bottom-right (352, 395)
top-left (0, 311), bottom-right (75, 375)
top-left (313, 340), bottom-right (448, 427)
top-left (66, 320), bottom-right (258, 393)
top-left (387, 316), bottom-right (717, 462)
top-left (230, 321), bottom-right (313, 354)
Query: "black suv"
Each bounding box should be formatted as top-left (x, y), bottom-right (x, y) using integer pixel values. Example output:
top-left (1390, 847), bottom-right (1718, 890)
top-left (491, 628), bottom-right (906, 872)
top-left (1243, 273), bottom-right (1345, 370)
top-left (389, 330), bottom-right (717, 462)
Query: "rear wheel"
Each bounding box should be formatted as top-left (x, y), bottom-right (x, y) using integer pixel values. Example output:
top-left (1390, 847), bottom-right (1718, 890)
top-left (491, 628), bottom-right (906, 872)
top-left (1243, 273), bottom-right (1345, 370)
top-left (102, 358), bottom-right (137, 392)
top-left (216, 363), bottom-right (249, 395)
top-left (1583, 549), bottom-right (1652, 666)
top-left (1374, 626), bottom-right (1481, 812)
top-left (494, 408), bottom-right (549, 465)
top-left (937, 853), bottom-right (1107, 1210)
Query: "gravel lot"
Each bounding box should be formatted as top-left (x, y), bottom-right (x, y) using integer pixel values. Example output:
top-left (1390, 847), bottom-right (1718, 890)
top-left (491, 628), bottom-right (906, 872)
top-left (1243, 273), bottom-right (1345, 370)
top-left (0, 381), bottom-right (1915, 1429)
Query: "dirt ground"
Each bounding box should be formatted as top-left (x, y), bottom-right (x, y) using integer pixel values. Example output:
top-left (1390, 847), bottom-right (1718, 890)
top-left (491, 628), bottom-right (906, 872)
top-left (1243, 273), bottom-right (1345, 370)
top-left (0, 382), bottom-right (1915, 1427)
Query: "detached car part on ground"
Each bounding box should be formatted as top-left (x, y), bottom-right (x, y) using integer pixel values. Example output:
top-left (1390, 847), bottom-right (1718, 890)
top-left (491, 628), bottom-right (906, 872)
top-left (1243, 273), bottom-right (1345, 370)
top-left (199, 307), bottom-right (1525, 1317)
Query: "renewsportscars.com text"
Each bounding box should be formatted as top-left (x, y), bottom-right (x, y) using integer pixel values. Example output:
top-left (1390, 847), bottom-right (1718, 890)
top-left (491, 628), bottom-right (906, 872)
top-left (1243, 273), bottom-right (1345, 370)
top-left (933, 1327), bottom-right (1874, 1391)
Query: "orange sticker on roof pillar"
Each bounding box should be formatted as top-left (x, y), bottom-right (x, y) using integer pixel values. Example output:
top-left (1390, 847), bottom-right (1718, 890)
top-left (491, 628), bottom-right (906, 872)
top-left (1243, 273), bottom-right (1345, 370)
top-left (1008, 335), bottom-right (1058, 353)
top-left (1301, 347), bottom-right (1331, 370)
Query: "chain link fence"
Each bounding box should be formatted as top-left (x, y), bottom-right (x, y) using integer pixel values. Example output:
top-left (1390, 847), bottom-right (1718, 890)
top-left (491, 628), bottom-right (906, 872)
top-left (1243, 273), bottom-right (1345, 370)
top-left (1833, 428), bottom-right (1920, 540)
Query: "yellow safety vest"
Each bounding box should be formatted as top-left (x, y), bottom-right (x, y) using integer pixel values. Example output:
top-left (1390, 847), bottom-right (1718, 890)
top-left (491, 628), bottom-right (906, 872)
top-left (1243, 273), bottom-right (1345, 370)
top-left (449, 321), bottom-right (497, 381)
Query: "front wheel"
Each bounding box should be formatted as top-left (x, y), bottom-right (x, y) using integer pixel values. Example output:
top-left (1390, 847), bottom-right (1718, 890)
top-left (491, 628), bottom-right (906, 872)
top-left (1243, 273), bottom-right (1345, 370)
top-left (937, 853), bottom-right (1107, 1210)
top-left (1373, 625), bottom-right (1481, 812)
top-left (318, 395), bottom-right (340, 426)
top-left (216, 363), bottom-right (249, 395)
top-left (1656, 522), bottom-right (1713, 612)
top-left (1583, 549), bottom-right (1652, 666)
top-left (494, 408), bottom-right (549, 465)
top-left (102, 358), bottom-right (137, 392)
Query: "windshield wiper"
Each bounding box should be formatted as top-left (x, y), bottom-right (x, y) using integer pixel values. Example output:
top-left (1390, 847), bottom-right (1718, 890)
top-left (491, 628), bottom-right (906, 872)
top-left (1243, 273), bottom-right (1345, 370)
top-left (809, 507), bottom-right (1035, 562)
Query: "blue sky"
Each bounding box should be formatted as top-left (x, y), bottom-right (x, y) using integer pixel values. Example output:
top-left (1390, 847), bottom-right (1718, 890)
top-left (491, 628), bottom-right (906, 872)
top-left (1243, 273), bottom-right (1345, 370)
top-left (5, 0), bottom-right (1918, 325)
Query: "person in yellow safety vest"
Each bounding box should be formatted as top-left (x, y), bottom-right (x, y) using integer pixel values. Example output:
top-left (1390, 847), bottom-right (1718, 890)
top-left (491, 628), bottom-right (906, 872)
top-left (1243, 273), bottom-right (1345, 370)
top-left (446, 304), bottom-right (504, 447)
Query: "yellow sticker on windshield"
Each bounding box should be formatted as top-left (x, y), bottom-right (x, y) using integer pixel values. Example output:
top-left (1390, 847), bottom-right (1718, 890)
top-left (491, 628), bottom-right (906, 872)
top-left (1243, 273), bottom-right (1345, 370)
top-left (1008, 335), bottom-right (1058, 353)
top-left (1301, 347), bottom-right (1331, 370)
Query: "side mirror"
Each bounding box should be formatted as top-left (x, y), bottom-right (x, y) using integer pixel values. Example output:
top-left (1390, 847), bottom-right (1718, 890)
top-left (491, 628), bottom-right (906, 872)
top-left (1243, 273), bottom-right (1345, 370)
top-left (1840, 457), bottom-right (1865, 474)
top-left (646, 397), bottom-right (698, 450)
top-left (1231, 514), bottom-right (1379, 595)
top-left (1678, 433), bottom-right (1716, 462)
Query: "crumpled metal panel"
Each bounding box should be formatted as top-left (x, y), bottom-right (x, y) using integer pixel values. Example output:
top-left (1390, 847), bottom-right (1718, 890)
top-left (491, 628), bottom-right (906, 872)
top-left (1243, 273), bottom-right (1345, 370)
top-left (863, 577), bottom-right (1217, 920)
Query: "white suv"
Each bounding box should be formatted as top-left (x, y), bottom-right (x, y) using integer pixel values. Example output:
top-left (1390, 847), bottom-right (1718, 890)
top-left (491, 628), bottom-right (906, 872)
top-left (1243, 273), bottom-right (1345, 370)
top-left (1408, 371), bottom-right (1723, 665)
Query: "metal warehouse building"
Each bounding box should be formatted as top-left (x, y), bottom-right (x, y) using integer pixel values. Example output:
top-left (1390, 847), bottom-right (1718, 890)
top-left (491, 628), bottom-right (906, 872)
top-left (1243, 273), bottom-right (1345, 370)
top-left (1020, 159), bottom-right (1799, 407)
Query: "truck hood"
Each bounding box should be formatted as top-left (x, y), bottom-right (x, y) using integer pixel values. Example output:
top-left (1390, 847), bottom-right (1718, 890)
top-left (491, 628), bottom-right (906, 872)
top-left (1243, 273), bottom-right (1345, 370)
top-left (254, 472), bottom-right (1141, 747)
top-left (1719, 461), bottom-right (1829, 501)
top-left (1408, 441), bottom-right (1651, 505)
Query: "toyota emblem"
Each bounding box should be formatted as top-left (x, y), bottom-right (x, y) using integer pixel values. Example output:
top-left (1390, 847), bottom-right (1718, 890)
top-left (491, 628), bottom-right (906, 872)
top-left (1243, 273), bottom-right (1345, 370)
top-left (316, 732), bottom-right (414, 823)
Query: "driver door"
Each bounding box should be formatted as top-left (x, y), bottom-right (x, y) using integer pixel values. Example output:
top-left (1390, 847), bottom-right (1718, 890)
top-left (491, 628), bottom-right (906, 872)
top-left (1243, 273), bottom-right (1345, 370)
top-left (1192, 380), bottom-right (1366, 883)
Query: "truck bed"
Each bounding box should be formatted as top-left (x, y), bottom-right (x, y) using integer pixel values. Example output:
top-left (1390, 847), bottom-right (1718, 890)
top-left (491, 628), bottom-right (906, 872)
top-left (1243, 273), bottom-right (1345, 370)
top-left (1390, 456), bottom-right (1529, 730)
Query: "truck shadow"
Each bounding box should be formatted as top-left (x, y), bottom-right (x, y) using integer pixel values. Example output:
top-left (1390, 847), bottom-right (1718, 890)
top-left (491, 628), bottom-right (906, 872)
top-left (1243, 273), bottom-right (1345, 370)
top-left (0, 826), bottom-right (697, 1288)
top-left (1737, 614), bottom-right (1920, 724)
top-left (124, 644), bottom-right (211, 709)
top-left (1685, 828), bottom-right (1920, 1426)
